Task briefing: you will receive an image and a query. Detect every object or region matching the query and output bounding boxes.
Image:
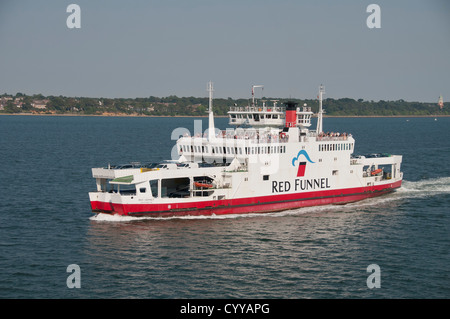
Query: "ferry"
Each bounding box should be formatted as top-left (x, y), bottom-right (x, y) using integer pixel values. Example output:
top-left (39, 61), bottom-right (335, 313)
top-left (89, 83), bottom-right (403, 217)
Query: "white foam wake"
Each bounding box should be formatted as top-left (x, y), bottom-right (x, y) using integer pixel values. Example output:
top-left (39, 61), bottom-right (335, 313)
top-left (398, 176), bottom-right (450, 198)
top-left (89, 210), bottom-right (308, 222)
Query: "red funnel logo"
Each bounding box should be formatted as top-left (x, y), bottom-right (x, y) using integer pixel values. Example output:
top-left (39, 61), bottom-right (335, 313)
top-left (292, 150), bottom-right (315, 177)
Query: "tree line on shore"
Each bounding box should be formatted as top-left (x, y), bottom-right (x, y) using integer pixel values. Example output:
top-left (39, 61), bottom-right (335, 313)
top-left (0, 93), bottom-right (447, 116)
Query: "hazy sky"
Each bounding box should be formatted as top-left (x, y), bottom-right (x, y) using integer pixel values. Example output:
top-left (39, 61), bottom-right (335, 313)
top-left (1, 0), bottom-right (449, 102)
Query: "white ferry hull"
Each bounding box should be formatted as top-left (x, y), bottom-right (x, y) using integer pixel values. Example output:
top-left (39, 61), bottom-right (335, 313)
top-left (89, 179), bottom-right (402, 217)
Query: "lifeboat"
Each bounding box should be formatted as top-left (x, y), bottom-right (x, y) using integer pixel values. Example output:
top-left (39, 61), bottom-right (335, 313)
top-left (371, 168), bottom-right (383, 176)
top-left (194, 182), bottom-right (213, 188)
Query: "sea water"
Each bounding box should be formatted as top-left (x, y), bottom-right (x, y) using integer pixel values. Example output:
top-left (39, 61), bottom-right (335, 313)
top-left (0, 115), bottom-right (449, 298)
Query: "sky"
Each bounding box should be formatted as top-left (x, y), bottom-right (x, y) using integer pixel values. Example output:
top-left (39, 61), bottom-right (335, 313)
top-left (0, 0), bottom-right (449, 102)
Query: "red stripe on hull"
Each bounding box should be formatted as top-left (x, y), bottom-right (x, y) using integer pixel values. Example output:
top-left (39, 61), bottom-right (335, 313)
top-left (91, 180), bottom-right (402, 218)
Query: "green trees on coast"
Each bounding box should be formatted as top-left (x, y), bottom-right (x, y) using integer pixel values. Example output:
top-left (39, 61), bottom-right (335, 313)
top-left (0, 93), bottom-right (447, 116)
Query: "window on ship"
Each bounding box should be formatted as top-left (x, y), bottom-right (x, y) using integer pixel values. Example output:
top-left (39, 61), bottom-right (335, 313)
top-left (161, 178), bottom-right (190, 198)
top-left (112, 184), bottom-right (136, 196)
top-left (150, 180), bottom-right (158, 198)
top-left (193, 176), bottom-right (214, 197)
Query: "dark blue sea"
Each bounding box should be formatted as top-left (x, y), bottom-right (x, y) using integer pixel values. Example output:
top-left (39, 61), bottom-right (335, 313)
top-left (0, 115), bottom-right (449, 299)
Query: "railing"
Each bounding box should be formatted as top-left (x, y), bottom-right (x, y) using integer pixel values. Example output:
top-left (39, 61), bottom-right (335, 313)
top-left (316, 133), bottom-right (352, 141)
top-left (229, 106), bottom-right (286, 113)
top-left (216, 132), bottom-right (289, 143)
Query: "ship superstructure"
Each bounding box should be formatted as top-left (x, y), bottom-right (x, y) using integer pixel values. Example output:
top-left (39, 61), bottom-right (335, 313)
top-left (89, 83), bottom-right (403, 217)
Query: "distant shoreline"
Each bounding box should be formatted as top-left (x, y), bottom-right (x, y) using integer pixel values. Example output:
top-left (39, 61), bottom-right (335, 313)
top-left (1, 112), bottom-right (449, 118)
top-left (0, 112), bottom-right (217, 118)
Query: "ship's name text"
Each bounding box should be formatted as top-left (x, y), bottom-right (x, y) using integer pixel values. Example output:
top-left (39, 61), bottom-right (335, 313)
top-left (272, 178), bottom-right (331, 193)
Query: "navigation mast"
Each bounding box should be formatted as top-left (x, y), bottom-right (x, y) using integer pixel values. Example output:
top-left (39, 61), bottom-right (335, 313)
top-left (207, 81), bottom-right (215, 140)
top-left (251, 85), bottom-right (264, 106)
top-left (317, 84), bottom-right (325, 134)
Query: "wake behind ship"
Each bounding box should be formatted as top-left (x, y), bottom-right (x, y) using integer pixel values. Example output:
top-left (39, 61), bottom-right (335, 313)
top-left (89, 83), bottom-right (403, 217)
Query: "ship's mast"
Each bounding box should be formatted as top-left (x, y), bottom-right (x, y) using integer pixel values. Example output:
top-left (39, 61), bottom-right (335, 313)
top-left (251, 85), bottom-right (264, 106)
top-left (317, 84), bottom-right (325, 134)
top-left (207, 81), bottom-right (215, 140)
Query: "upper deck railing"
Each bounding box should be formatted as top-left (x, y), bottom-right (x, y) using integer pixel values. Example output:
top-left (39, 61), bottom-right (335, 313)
top-left (228, 105), bottom-right (286, 113)
top-left (228, 105), bottom-right (313, 114)
top-left (316, 132), bottom-right (352, 141)
top-left (181, 129), bottom-right (353, 144)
